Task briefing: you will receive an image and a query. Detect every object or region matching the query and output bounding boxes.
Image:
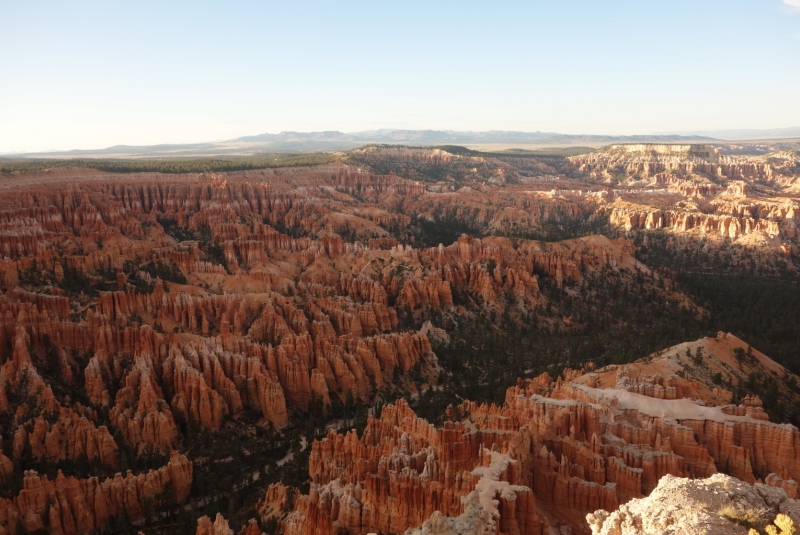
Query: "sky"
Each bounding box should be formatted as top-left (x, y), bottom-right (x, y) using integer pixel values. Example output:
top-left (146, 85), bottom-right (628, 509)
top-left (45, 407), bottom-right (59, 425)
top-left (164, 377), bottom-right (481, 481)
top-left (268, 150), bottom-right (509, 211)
top-left (1, 0), bottom-right (800, 153)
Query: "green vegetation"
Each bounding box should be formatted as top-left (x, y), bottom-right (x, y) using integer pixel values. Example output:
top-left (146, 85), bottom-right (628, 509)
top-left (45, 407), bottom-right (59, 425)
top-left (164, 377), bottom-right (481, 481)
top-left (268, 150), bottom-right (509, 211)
top-left (186, 415), bottom-right (293, 501)
top-left (148, 400), bottom-right (377, 535)
top-left (379, 210), bottom-right (608, 247)
top-left (678, 273), bottom-right (800, 370)
top-left (140, 261), bottom-right (187, 285)
top-left (625, 230), bottom-right (800, 424)
top-left (411, 276), bottom-right (800, 429)
top-left (632, 231), bottom-right (800, 372)
top-left (7, 146), bottom-right (800, 534)
top-left (158, 220), bottom-right (230, 272)
top-left (347, 144), bottom-right (589, 184)
top-left (158, 217), bottom-right (198, 242)
top-left (16, 259), bottom-right (118, 297)
top-left (0, 153), bottom-right (340, 175)
top-left (406, 228), bottom-right (800, 428)
top-left (501, 217), bottom-right (612, 243)
top-left (409, 264), bottom-right (703, 422)
top-left (407, 215), bottom-right (484, 249)
top-left (0, 145), bottom-right (594, 177)
top-left (434, 145), bottom-right (594, 158)
top-left (203, 243), bottom-right (229, 271)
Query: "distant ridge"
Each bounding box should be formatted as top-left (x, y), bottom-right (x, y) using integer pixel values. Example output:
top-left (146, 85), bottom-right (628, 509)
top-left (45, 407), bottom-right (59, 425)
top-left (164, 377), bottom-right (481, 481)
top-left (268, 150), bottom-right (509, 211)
top-left (664, 126), bottom-right (800, 140)
top-left (17, 128), bottom-right (800, 159)
top-left (234, 129), bottom-right (716, 145)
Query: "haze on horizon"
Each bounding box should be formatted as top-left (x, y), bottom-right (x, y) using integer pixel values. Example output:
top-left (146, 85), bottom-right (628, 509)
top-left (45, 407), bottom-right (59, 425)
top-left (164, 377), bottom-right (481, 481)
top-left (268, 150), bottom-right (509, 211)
top-left (2, 0), bottom-right (800, 154)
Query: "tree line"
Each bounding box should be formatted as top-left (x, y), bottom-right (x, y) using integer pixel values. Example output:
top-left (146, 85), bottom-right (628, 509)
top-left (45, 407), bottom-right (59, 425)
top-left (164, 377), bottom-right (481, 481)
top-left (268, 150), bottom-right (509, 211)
top-left (0, 153), bottom-right (340, 174)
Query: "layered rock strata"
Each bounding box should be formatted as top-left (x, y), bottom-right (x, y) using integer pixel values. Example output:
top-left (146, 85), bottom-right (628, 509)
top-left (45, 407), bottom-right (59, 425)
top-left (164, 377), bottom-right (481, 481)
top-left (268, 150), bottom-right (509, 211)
top-left (0, 451), bottom-right (192, 535)
top-left (278, 362), bottom-right (800, 534)
top-left (281, 399), bottom-right (548, 535)
top-left (587, 473), bottom-right (800, 535)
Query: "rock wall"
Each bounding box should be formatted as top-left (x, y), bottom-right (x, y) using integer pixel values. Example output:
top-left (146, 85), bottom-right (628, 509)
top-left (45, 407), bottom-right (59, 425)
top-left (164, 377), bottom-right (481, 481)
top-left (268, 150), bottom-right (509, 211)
top-left (0, 167), bottom-right (640, 457)
top-left (571, 144), bottom-right (773, 181)
top-left (609, 203), bottom-right (793, 240)
top-left (0, 450), bottom-right (192, 535)
top-left (279, 366), bottom-right (800, 535)
top-left (280, 399), bottom-right (548, 535)
top-left (587, 473), bottom-right (800, 535)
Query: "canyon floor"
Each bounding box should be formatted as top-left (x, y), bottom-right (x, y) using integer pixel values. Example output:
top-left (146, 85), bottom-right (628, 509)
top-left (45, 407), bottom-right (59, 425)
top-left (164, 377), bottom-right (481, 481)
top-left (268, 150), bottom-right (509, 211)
top-left (1, 141), bottom-right (800, 535)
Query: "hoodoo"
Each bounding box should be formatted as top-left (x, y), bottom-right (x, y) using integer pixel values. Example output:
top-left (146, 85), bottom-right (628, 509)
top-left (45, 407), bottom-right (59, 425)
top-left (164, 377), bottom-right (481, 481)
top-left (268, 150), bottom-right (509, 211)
top-left (0, 140), bottom-right (798, 534)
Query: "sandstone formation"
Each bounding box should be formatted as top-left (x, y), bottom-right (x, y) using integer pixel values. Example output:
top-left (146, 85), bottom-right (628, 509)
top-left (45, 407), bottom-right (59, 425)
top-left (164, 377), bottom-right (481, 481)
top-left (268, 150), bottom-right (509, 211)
top-left (587, 473), bottom-right (800, 535)
top-left (564, 144), bottom-right (800, 248)
top-left (281, 399), bottom-right (548, 535)
top-left (0, 162), bottom-right (635, 535)
top-left (0, 147), bottom-right (798, 534)
top-left (572, 144), bottom-right (774, 183)
top-left (0, 325), bottom-right (119, 468)
top-left (256, 482), bottom-right (291, 525)
top-left (196, 514), bottom-right (265, 535)
top-left (0, 450), bottom-right (192, 535)
top-left (607, 199), bottom-right (796, 241)
top-left (196, 514), bottom-right (234, 535)
top-left (277, 342), bottom-right (800, 535)
top-left (0, 163), bottom-right (651, 460)
top-left (569, 332), bottom-right (800, 412)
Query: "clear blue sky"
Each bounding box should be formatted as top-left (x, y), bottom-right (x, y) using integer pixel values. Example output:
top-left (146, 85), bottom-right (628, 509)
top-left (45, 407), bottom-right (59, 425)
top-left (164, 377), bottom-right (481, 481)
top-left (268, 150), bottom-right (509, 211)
top-left (2, 0), bottom-right (800, 152)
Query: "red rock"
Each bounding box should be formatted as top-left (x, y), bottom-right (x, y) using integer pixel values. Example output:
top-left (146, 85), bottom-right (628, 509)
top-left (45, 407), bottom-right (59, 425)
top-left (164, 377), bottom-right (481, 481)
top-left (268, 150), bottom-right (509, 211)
top-left (0, 451), bottom-right (192, 535)
top-left (196, 514), bottom-right (234, 535)
top-left (109, 354), bottom-right (179, 452)
top-left (280, 355), bottom-right (800, 535)
top-left (282, 400), bottom-right (549, 535)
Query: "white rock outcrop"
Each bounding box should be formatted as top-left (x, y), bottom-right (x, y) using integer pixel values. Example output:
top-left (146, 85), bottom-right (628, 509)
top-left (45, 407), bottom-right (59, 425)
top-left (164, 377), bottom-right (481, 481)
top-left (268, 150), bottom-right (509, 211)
top-left (587, 473), bottom-right (800, 535)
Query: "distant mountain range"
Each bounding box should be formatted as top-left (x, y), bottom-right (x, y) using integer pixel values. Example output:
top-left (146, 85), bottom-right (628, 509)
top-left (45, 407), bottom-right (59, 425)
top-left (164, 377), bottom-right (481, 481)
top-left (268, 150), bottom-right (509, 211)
top-left (662, 126), bottom-right (800, 140)
top-left (5, 128), bottom-right (799, 159)
top-left (234, 129), bottom-right (715, 145)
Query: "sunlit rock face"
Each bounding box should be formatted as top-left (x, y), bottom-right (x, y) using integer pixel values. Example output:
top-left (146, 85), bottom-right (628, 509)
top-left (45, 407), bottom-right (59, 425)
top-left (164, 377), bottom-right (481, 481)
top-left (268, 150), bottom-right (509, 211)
top-left (1, 147), bottom-right (800, 535)
top-left (274, 333), bottom-right (800, 535)
top-left (587, 473), bottom-right (800, 535)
